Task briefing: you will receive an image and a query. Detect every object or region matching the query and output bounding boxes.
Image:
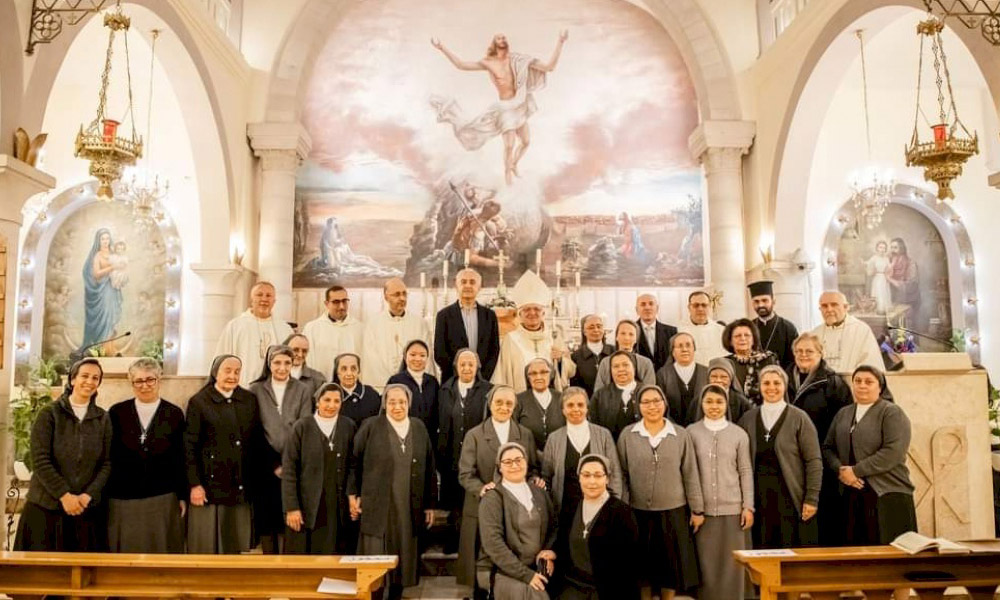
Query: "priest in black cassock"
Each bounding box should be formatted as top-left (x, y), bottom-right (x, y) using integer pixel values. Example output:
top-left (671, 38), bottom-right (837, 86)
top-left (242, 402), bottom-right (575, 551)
top-left (748, 280), bottom-right (799, 371)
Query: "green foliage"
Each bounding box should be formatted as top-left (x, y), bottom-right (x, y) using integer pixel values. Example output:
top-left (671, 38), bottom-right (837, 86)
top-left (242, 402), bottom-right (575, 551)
top-left (140, 339), bottom-right (164, 365)
top-left (9, 359), bottom-right (61, 472)
top-left (951, 329), bottom-right (967, 353)
top-left (989, 381), bottom-right (1000, 440)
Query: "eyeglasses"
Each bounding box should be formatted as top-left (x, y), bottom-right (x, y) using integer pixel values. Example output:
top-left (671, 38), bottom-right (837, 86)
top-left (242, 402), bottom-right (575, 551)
top-left (794, 349), bottom-right (819, 356)
top-left (131, 377), bottom-right (159, 387)
top-left (500, 457), bottom-right (525, 467)
top-left (327, 298), bottom-right (350, 305)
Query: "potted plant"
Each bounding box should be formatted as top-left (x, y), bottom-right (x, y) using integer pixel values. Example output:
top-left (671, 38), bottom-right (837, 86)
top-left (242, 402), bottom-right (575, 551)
top-left (9, 357), bottom-right (64, 479)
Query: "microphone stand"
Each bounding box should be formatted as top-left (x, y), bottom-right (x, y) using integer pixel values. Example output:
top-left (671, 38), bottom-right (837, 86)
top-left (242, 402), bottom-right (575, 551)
top-left (70, 331), bottom-right (132, 362)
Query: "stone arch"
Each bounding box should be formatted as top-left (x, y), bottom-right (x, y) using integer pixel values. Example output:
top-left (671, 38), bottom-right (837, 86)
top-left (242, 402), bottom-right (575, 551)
top-left (19, 0), bottom-right (233, 263)
top-left (264, 0), bottom-right (743, 124)
top-left (820, 183), bottom-right (980, 364)
top-left (15, 181), bottom-right (183, 373)
top-left (770, 0), bottom-right (1000, 243)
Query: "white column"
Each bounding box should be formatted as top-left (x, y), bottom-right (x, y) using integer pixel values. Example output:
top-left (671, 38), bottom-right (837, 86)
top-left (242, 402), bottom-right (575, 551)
top-left (247, 122), bottom-right (311, 321)
top-left (190, 264), bottom-right (245, 372)
top-left (689, 121), bottom-right (755, 322)
top-left (0, 155), bottom-right (55, 548)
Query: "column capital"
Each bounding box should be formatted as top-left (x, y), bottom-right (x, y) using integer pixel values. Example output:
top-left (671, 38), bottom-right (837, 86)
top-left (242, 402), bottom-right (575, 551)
top-left (0, 155), bottom-right (57, 225)
top-left (688, 120), bottom-right (756, 163)
top-left (190, 263), bottom-right (247, 296)
top-left (247, 121), bottom-right (312, 162)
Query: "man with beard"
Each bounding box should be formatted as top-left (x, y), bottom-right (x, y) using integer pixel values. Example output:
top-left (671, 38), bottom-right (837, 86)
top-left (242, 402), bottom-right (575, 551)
top-left (747, 280), bottom-right (799, 370)
top-left (430, 31), bottom-right (568, 184)
top-left (302, 285), bottom-right (364, 380)
top-left (215, 281), bottom-right (293, 386)
top-left (362, 277), bottom-right (433, 389)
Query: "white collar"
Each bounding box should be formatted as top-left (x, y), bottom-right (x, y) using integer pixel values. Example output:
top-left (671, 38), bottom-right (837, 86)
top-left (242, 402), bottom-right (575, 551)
top-left (314, 413), bottom-right (338, 436)
top-left (291, 365), bottom-right (303, 379)
top-left (673, 362), bottom-right (696, 382)
top-left (388, 416), bottom-right (411, 440)
top-left (854, 402), bottom-right (876, 423)
top-left (640, 320), bottom-right (657, 329)
top-left (585, 341), bottom-right (605, 356)
top-left (492, 418), bottom-right (511, 444)
top-left (502, 480), bottom-right (534, 512)
top-left (566, 421), bottom-right (591, 451)
top-left (407, 369), bottom-right (425, 382)
top-left (532, 388), bottom-right (552, 409)
top-left (271, 378), bottom-right (288, 389)
top-left (761, 400), bottom-right (788, 430)
top-left (703, 416), bottom-right (729, 432)
top-left (632, 419), bottom-right (677, 446)
top-left (457, 379), bottom-right (474, 396)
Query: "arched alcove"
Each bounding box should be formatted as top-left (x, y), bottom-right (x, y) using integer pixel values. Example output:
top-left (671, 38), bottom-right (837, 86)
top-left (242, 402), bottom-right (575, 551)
top-left (821, 184), bottom-right (980, 364)
top-left (15, 181), bottom-right (182, 373)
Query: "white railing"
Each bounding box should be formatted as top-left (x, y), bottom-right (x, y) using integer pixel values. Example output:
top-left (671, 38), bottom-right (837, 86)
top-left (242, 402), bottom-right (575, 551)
top-left (196, 0), bottom-right (242, 46)
top-left (759, 0), bottom-right (814, 48)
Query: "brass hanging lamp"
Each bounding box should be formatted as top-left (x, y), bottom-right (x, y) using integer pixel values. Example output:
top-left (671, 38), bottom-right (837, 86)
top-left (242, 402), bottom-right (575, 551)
top-left (73, 2), bottom-right (142, 201)
top-left (904, 17), bottom-right (978, 203)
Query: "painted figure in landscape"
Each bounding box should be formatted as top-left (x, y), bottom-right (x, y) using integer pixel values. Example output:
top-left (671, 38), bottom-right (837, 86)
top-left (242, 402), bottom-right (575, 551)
top-left (431, 31), bottom-right (569, 184)
top-left (81, 228), bottom-right (124, 351)
top-left (865, 240), bottom-right (891, 314)
top-left (887, 237), bottom-right (919, 310)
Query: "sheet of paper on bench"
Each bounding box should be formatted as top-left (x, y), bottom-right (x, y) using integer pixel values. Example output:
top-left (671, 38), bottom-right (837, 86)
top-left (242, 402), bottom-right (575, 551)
top-left (318, 577), bottom-right (358, 595)
top-left (735, 549), bottom-right (797, 557)
top-left (340, 555), bottom-right (397, 563)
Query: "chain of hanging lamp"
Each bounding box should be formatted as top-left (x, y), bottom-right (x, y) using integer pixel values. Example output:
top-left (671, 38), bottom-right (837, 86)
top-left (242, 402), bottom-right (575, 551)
top-left (849, 29), bottom-right (896, 230)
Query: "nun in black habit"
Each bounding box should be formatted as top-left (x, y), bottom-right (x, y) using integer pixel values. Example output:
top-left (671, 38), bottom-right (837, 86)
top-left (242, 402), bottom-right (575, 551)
top-left (282, 382), bottom-right (357, 554)
top-left (185, 354), bottom-right (263, 554)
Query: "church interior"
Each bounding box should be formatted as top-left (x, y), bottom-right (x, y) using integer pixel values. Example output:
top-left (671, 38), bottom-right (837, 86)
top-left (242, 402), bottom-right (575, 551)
top-left (2, 0), bottom-right (1000, 598)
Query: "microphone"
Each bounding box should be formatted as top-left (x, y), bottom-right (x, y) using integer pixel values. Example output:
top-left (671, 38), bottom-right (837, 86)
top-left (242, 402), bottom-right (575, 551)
top-left (886, 325), bottom-right (959, 352)
top-left (71, 331), bottom-right (132, 361)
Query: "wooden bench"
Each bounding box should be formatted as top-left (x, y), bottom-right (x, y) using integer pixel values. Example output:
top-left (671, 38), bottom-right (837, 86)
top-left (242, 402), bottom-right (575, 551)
top-left (0, 552), bottom-right (398, 600)
top-left (734, 546), bottom-right (1000, 599)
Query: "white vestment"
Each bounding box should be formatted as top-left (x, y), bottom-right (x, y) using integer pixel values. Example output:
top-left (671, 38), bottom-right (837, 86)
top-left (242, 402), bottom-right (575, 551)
top-left (678, 320), bottom-right (727, 365)
top-left (811, 315), bottom-right (883, 375)
top-left (215, 310), bottom-right (294, 387)
top-left (362, 309), bottom-right (433, 389)
top-left (493, 324), bottom-right (565, 394)
top-left (430, 53), bottom-right (546, 151)
top-left (302, 314), bottom-right (364, 380)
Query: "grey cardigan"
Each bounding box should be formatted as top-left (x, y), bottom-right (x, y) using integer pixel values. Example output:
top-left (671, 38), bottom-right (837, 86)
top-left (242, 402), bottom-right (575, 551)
top-left (593, 353), bottom-right (656, 392)
top-left (541, 422), bottom-right (622, 512)
top-left (687, 421), bottom-right (754, 515)
top-left (738, 404), bottom-right (823, 514)
top-left (617, 421), bottom-right (704, 512)
top-left (250, 378), bottom-right (314, 455)
top-left (477, 484), bottom-right (557, 584)
top-left (822, 400), bottom-right (915, 497)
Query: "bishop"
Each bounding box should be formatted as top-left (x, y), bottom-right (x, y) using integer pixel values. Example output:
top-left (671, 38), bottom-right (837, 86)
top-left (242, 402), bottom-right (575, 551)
top-left (493, 269), bottom-right (567, 393)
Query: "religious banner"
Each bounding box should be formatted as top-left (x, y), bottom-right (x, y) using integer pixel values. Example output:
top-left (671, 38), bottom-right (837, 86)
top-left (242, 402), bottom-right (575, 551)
top-left (42, 201), bottom-right (167, 359)
top-left (293, 0), bottom-right (704, 289)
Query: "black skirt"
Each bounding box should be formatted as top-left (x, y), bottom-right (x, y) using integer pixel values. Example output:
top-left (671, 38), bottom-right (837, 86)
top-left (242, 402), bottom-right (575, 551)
top-left (844, 485), bottom-right (917, 546)
top-left (14, 500), bottom-right (107, 552)
top-left (254, 469), bottom-right (285, 536)
top-left (633, 507), bottom-right (700, 593)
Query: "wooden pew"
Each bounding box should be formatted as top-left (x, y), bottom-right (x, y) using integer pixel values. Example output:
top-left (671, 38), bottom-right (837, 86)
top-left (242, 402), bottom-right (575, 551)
top-left (734, 546), bottom-right (1000, 600)
top-left (0, 552), bottom-right (398, 600)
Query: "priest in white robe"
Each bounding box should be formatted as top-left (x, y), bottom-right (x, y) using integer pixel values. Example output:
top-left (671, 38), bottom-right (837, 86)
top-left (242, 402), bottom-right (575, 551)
top-left (811, 290), bottom-right (883, 375)
top-left (678, 290), bottom-right (727, 364)
top-left (493, 270), bottom-right (567, 393)
top-left (301, 285), bottom-right (364, 379)
top-left (215, 281), bottom-right (293, 387)
top-left (362, 277), bottom-right (433, 389)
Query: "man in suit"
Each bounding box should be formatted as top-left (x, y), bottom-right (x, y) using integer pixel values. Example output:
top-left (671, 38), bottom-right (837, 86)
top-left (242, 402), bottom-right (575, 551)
top-left (434, 268), bottom-right (501, 383)
top-left (634, 293), bottom-right (678, 372)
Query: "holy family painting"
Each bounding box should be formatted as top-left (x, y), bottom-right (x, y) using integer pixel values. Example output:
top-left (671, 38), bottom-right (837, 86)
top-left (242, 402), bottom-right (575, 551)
top-left (835, 203), bottom-right (952, 344)
top-left (292, 0), bottom-right (705, 288)
top-left (42, 201), bottom-right (166, 359)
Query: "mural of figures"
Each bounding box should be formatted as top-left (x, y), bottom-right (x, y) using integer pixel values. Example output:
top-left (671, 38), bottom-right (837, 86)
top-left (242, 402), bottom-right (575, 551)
top-left (836, 204), bottom-right (951, 348)
top-left (293, 0), bottom-right (704, 288)
top-left (42, 201), bottom-right (166, 359)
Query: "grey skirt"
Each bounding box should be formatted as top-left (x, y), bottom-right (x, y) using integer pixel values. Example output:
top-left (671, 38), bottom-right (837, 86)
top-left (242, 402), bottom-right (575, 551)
top-left (187, 503), bottom-right (252, 554)
top-left (694, 514), bottom-right (747, 600)
top-left (108, 492), bottom-right (184, 553)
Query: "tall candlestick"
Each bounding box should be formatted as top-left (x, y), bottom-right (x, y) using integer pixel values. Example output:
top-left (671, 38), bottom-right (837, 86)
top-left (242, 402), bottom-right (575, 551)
top-left (443, 260), bottom-right (449, 286)
top-left (556, 260), bottom-right (562, 280)
top-left (535, 249), bottom-right (542, 273)
top-left (464, 249), bottom-right (470, 268)
top-left (420, 272), bottom-right (426, 289)
top-left (575, 271), bottom-right (581, 289)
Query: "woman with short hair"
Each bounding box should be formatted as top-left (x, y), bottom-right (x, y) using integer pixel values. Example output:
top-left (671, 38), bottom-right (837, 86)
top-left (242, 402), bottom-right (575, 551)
top-left (617, 385), bottom-right (703, 599)
top-left (723, 318), bottom-right (778, 404)
top-left (107, 358), bottom-right (186, 553)
top-left (15, 358), bottom-right (112, 552)
top-left (282, 382), bottom-right (357, 554)
top-left (478, 442), bottom-right (557, 600)
top-left (351, 383), bottom-right (436, 600)
top-left (555, 454), bottom-right (640, 600)
top-left (515, 357), bottom-right (565, 453)
top-left (737, 365), bottom-right (822, 549)
top-left (250, 345), bottom-right (315, 553)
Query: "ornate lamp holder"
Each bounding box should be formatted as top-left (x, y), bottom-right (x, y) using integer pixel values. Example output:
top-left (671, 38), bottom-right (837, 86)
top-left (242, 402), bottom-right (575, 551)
top-left (73, 6), bottom-right (142, 201)
top-left (904, 18), bottom-right (978, 203)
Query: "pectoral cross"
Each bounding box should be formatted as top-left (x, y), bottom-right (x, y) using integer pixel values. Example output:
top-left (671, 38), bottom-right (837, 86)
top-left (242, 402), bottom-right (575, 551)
top-left (139, 431), bottom-right (147, 445)
top-left (764, 431), bottom-right (771, 442)
top-left (328, 439), bottom-right (334, 451)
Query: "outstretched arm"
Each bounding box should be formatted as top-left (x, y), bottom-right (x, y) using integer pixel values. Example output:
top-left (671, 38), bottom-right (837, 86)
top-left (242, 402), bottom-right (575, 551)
top-left (431, 38), bottom-right (484, 71)
top-left (532, 30), bottom-right (568, 73)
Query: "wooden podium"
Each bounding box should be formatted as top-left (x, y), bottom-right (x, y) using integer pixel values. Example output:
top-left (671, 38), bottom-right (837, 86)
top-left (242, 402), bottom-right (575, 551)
top-left (885, 353), bottom-right (994, 539)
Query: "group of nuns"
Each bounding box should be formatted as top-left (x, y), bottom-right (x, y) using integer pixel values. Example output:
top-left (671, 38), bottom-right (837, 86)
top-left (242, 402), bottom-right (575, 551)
top-left (14, 322), bottom-right (918, 600)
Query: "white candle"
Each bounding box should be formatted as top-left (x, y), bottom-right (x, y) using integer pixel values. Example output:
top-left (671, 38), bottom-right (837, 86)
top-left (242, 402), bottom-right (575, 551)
top-left (464, 249), bottom-right (470, 266)
top-left (535, 249), bottom-right (542, 272)
top-left (443, 260), bottom-right (449, 284)
top-left (420, 272), bottom-right (426, 288)
top-left (575, 271), bottom-right (581, 289)
top-left (556, 260), bottom-right (562, 280)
